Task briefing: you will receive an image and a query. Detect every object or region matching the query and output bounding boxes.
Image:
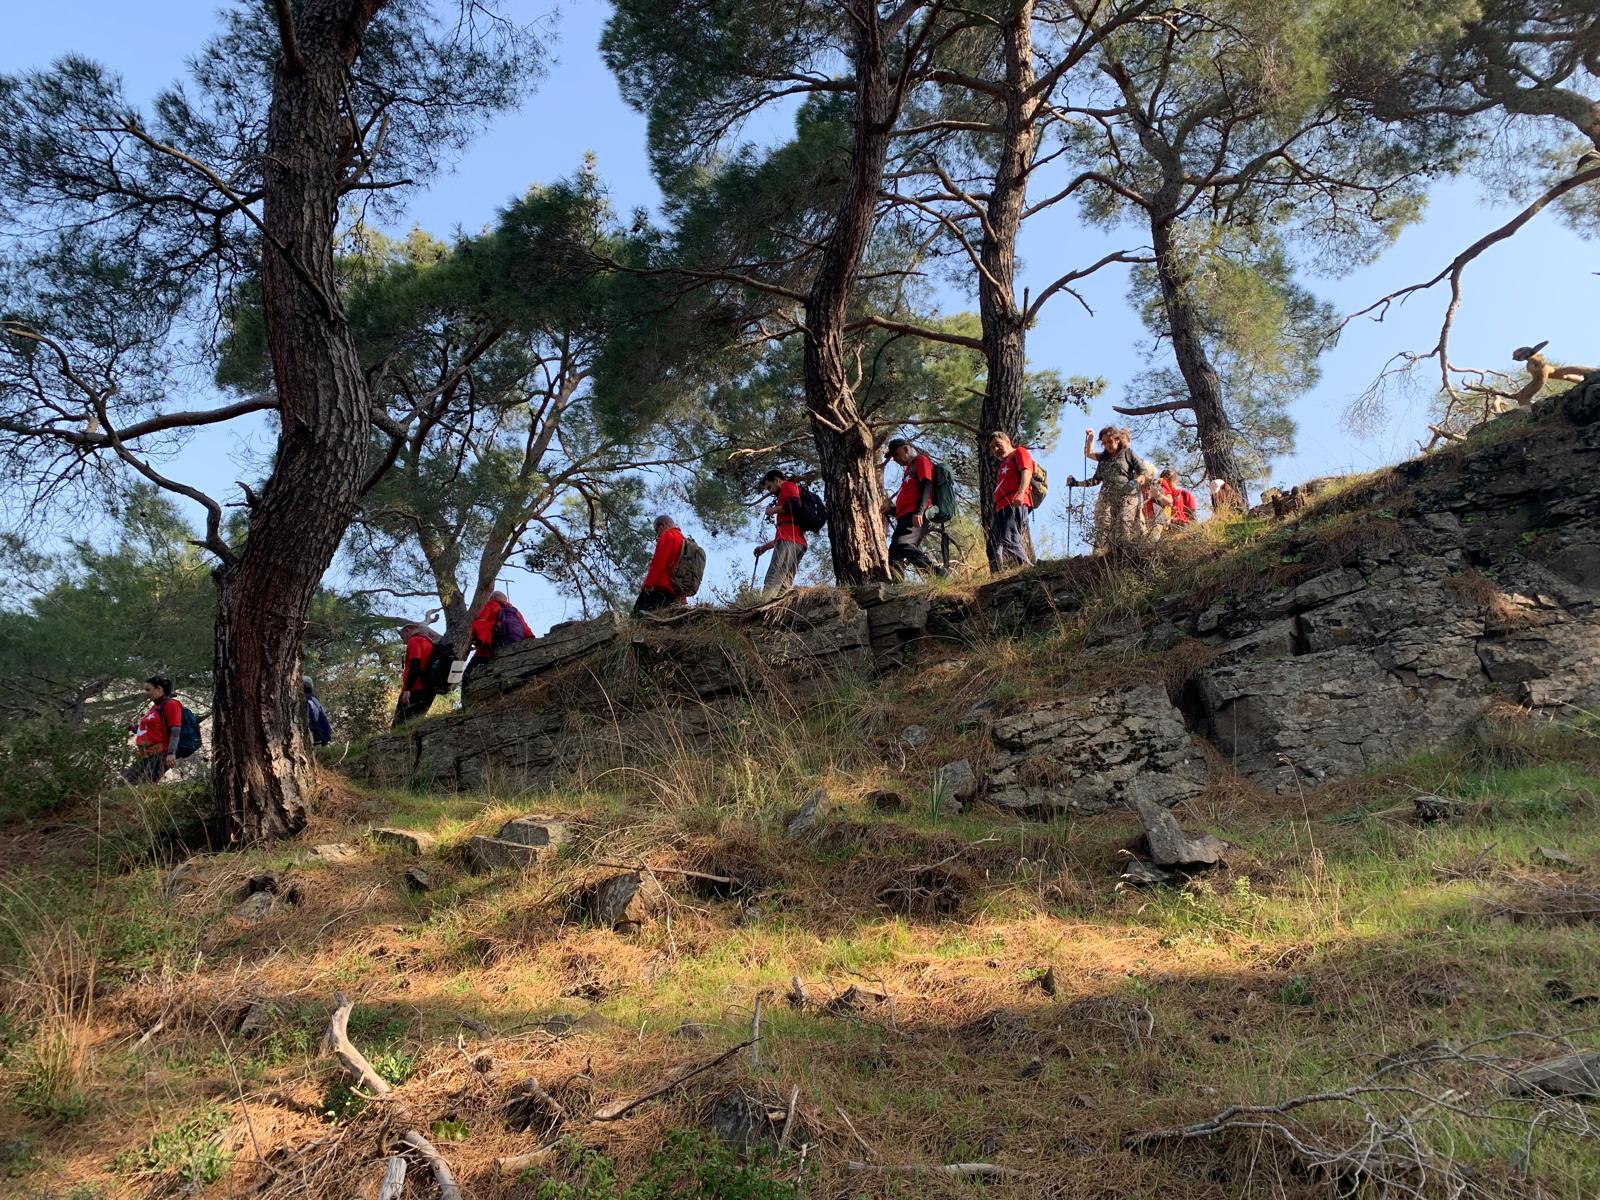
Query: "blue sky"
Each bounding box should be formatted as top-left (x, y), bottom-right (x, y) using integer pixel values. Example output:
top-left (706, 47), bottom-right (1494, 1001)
top-left (5, 1), bottom-right (1595, 628)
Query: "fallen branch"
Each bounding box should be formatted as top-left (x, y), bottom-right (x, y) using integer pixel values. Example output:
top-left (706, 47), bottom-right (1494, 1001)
top-left (453, 1012), bottom-right (495, 1040)
top-left (593, 860), bottom-right (738, 887)
top-left (322, 993), bottom-right (391, 1096)
top-left (494, 1142), bottom-right (559, 1177)
top-left (778, 1085), bottom-right (800, 1151)
top-left (377, 1155), bottom-right (406, 1200)
top-left (591, 1038), bottom-right (758, 1121)
top-left (401, 1129), bottom-right (462, 1200)
top-left (751, 994), bottom-right (765, 1071)
top-left (846, 1161), bottom-right (1027, 1179)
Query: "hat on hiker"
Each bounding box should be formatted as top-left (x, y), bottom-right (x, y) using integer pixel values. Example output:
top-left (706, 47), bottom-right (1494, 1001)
top-left (882, 437), bottom-right (910, 463)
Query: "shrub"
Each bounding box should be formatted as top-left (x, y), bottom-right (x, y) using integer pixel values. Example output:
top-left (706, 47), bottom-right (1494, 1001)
top-left (0, 720), bottom-right (121, 823)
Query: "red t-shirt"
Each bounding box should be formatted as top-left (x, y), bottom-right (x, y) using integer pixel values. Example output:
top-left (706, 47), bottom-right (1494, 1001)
top-left (136, 698), bottom-right (183, 756)
top-left (894, 454), bottom-right (935, 519)
top-left (775, 481), bottom-right (806, 547)
top-left (643, 526), bottom-right (685, 593)
top-left (994, 446), bottom-right (1035, 511)
top-left (470, 600), bottom-right (502, 652)
top-left (1162, 480), bottom-right (1194, 524)
top-left (403, 633), bottom-right (435, 690)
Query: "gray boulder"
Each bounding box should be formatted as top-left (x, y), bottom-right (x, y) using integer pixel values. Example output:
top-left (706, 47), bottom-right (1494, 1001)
top-left (371, 827), bottom-right (433, 856)
top-left (1134, 799), bottom-right (1228, 868)
top-left (786, 788), bottom-right (831, 839)
top-left (586, 872), bottom-right (641, 928)
top-left (987, 682), bottom-right (1208, 815)
top-left (467, 835), bottom-right (541, 874)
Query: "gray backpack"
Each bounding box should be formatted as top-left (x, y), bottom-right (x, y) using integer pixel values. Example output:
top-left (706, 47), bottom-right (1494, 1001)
top-left (668, 536), bottom-right (706, 598)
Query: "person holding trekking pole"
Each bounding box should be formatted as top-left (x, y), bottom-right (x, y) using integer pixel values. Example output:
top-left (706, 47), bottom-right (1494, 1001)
top-left (1064, 426), bottom-right (1154, 555)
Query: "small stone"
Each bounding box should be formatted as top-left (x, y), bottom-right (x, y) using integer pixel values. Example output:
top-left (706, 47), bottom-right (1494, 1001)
top-left (785, 788), bottom-right (830, 839)
top-left (1069, 1093), bottom-right (1097, 1110)
top-left (237, 999), bottom-right (279, 1037)
top-left (497, 816), bottom-right (567, 848)
top-left (586, 872), bottom-right (641, 928)
top-left (901, 725), bottom-right (931, 748)
top-left (1413, 794), bottom-right (1465, 824)
top-left (935, 759), bottom-right (980, 804)
top-left (1037, 965), bottom-right (1058, 997)
top-left (866, 789), bottom-right (906, 812)
top-left (467, 835), bottom-right (540, 874)
top-left (233, 891), bottom-right (275, 922)
top-left (404, 866), bottom-right (432, 893)
top-left (371, 827), bottom-right (434, 855)
top-left (735, 905), bottom-right (763, 927)
top-left (956, 700), bottom-right (999, 731)
top-left (709, 1091), bottom-right (778, 1150)
top-left (164, 862), bottom-right (200, 899)
top-left (1120, 859), bottom-right (1174, 887)
top-left (1134, 799), bottom-right (1228, 868)
top-left (1536, 846), bottom-right (1577, 867)
top-left (614, 918), bottom-right (643, 936)
top-left (676, 1021), bottom-right (709, 1041)
top-left (307, 842), bottom-right (360, 864)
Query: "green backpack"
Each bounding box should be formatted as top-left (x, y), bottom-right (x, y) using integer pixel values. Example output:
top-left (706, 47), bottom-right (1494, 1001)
top-left (928, 460), bottom-right (959, 522)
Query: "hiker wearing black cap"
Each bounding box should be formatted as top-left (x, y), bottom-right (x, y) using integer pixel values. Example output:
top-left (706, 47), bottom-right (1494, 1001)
top-left (884, 437), bottom-right (942, 579)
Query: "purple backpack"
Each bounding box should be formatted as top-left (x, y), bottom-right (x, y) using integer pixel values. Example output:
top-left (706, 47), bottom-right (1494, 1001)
top-left (494, 603), bottom-right (530, 647)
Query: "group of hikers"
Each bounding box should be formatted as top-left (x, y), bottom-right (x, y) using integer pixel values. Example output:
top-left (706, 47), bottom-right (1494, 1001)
top-left (382, 423), bottom-right (1240, 730)
top-left (120, 424), bottom-right (1240, 767)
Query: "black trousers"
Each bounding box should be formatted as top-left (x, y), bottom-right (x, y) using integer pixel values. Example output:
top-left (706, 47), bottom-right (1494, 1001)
top-left (987, 504), bottom-right (1032, 571)
top-left (632, 587), bottom-right (682, 617)
top-left (888, 514), bottom-right (940, 577)
top-left (393, 686), bottom-right (438, 727)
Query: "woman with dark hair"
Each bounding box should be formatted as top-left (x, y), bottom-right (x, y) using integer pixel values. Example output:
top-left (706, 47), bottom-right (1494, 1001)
top-left (124, 675), bottom-right (183, 783)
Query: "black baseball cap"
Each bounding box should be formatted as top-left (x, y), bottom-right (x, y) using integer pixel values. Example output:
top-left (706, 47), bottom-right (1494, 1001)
top-left (882, 437), bottom-right (910, 463)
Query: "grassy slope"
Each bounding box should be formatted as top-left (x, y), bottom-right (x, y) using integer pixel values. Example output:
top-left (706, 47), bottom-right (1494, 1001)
top-left (4, 439), bottom-right (1600, 1198)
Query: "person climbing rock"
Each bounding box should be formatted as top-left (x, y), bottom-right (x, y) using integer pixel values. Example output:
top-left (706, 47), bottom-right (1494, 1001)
top-left (884, 437), bottom-right (942, 579)
top-left (635, 514), bottom-right (687, 616)
top-left (470, 590), bottom-right (532, 661)
top-left (394, 622), bottom-right (444, 727)
top-left (754, 469), bottom-right (809, 596)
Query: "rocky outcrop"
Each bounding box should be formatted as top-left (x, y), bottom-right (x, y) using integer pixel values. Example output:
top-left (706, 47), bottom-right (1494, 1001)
top-left (363, 382), bottom-right (1600, 812)
top-left (986, 683), bottom-right (1211, 815)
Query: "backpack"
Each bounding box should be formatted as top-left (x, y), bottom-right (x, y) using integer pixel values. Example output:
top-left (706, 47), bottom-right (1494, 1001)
top-left (929, 460), bottom-right (958, 522)
top-left (175, 705), bottom-right (201, 758)
top-left (493, 603), bottom-right (530, 647)
top-left (668, 535), bottom-right (707, 598)
top-left (1028, 462), bottom-right (1049, 509)
top-left (425, 639), bottom-right (456, 693)
top-left (792, 485), bottom-right (828, 534)
top-left (307, 696), bottom-right (333, 746)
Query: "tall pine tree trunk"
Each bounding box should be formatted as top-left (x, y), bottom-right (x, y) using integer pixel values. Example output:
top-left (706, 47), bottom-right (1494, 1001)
top-left (210, 0), bottom-right (385, 843)
top-left (977, 1), bottom-right (1035, 563)
top-left (1149, 214), bottom-right (1249, 502)
top-left (803, 0), bottom-right (896, 586)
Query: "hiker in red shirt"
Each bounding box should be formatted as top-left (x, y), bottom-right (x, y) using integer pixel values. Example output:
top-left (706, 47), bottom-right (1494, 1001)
top-left (635, 515), bottom-right (687, 616)
top-left (394, 623), bottom-right (442, 727)
top-left (884, 437), bottom-right (942, 579)
top-left (123, 675), bottom-right (183, 784)
top-left (1160, 469), bottom-right (1196, 526)
top-left (755, 469), bottom-right (806, 596)
top-left (469, 590), bottom-right (531, 662)
top-left (986, 430), bottom-right (1035, 571)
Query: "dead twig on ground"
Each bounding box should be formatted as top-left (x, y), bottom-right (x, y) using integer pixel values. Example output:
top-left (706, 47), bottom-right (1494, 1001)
top-left (400, 1129), bottom-right (461, 1200)
top-left (591, 1038), bottom-right (758, 1121)
top-left (376, 1155), bottom-right (406, 1200)
top-left (846, 1162), bottom-right (1027, 1179)
top-left (322, 993), bottom-right (391, 1096)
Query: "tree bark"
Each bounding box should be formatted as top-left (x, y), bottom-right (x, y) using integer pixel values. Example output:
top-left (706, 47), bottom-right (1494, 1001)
top-left (1148, 214), bottom-right (1249, 503)
top-left (802, 0), bottom-right (900, 586)
top-left (210, 0), bottom-right (386, 843)
top-left (977, 1), bottom-right (1036, 563)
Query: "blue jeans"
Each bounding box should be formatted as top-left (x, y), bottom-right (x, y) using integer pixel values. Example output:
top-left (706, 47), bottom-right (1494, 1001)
top-left (988, 504), bottom-right (1032, 571)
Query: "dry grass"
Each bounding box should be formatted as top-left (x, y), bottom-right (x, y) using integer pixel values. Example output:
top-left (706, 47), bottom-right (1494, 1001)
top-left (3, 711), bottom-right (1599, 1199)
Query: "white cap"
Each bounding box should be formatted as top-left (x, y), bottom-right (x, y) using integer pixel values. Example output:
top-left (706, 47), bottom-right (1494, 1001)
top-left (1207, 479), bottom-right (1225, 498)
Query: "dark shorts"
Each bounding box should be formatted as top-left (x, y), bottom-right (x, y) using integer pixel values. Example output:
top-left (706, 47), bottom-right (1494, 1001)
top-left (123, 754), bottom-right (167, 784)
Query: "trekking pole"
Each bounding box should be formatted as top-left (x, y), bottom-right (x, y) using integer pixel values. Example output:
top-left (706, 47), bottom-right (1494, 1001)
top-left (1065, 484), bottom-right (1074, 559)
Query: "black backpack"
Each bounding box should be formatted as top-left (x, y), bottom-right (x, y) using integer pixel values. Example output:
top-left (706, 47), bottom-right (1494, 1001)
top-left (425, 639), bottom-right (456, 693)
top-left (175, 705), bottom-right (201, 758)
top-left (792, 485), bottom-right (828, 534)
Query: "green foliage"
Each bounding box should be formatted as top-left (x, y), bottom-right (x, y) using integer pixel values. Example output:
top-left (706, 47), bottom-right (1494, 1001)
top-left (533, 1131), bottom-right (801, 1200)
top-left (1124, 230), bottom-right (1335, 484)
top-left (0, 720), bottom-right (122, 824)
top-left (321, 1048), bottom-right (415, 1121)
top-left (430, 1117), bottom-right (470, 1143)
top-left (112, 1106), bottom-right (231, 1191)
